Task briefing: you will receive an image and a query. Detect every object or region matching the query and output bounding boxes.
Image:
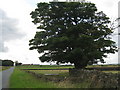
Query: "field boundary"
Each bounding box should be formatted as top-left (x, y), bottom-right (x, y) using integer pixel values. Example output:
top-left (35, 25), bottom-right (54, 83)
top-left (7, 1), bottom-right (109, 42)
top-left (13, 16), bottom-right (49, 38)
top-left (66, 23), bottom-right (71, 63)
top-left (21, 68), bottom-right (69, 70)
top-left (20, 67), bottom-right (120, 71)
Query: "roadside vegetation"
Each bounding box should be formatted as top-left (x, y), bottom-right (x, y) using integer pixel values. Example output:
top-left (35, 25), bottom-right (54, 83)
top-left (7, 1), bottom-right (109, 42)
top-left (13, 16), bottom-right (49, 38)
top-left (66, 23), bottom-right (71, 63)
top-left (10, 67), bottom-right (92, 88)
top-left (10, 68), bottom-right (57, 88)
top-left (0, 66), bottom-right (12, 71)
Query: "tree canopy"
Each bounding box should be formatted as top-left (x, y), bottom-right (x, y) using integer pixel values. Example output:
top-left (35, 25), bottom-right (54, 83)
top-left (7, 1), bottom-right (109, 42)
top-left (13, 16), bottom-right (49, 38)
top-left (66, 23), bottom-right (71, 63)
top-left (29, 2), bottom-right (117, 69)
top-left (0, 59), bottom-right (14, 66)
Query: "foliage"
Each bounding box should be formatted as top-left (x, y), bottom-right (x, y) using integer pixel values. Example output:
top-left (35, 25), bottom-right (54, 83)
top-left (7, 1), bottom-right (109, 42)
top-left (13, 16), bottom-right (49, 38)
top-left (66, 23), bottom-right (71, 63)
top-left (29, 2), bottom-right (117, 69)
top-left (0, 59), bottom-right (14, 66)
top-left (15, 61), bottom-right (22, 66)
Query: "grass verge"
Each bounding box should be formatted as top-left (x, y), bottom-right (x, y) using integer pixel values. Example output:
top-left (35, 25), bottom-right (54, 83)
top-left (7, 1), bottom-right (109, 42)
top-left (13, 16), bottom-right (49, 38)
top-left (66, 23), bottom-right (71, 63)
top-left (9, 68), bottom-right (57, 88)
top-left (10, 68), bottom-right (91, 88)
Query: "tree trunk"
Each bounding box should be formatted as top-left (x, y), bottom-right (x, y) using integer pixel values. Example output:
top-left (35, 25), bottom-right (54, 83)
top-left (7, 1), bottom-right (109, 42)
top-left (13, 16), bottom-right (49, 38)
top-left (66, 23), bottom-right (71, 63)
top-left (74, 61), bottom-right (87, 69)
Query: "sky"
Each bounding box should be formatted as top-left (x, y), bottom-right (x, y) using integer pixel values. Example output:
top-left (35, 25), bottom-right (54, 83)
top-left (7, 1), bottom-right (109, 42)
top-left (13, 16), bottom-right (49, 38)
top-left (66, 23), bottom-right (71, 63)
top-left (0, 0), bottom-right (119, 64)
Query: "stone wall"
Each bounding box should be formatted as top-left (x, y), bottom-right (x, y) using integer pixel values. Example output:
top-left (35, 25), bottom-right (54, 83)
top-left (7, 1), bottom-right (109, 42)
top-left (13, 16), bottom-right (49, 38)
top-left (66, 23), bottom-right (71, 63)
top-left (69, 68), bottom-right (119, 88)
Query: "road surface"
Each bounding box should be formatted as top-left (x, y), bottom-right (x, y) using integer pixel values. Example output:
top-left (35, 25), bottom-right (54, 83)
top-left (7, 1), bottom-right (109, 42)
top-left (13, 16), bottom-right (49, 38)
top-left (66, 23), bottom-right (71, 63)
top-left (0, 67), bottom-right (15, 89)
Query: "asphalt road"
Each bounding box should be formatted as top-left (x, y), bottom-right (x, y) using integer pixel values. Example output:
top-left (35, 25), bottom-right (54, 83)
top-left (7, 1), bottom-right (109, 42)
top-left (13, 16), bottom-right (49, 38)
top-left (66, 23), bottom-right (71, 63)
top-left (0, 67), bottom-right (15, 89)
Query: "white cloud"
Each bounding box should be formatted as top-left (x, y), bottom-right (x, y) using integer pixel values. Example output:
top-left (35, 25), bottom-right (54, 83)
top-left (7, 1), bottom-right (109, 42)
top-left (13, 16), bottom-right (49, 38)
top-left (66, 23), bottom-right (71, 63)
top-left (88, 0), bottom-right (119, 19)
top-left (0, 9), bottom-right (25, 52)
top-left (0, 0), bottom-right (40, 64)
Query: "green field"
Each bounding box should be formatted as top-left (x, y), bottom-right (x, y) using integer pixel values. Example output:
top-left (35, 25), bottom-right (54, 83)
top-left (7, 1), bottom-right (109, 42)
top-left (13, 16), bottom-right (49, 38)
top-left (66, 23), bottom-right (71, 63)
top-left (28, 70), bottom-right (69, 74)
top-left (102, 71), bottom-right (120, 74)
top-left (17, 64), bottom-right (119, 69)
top-left (17, 65), bottom-right (74, 69)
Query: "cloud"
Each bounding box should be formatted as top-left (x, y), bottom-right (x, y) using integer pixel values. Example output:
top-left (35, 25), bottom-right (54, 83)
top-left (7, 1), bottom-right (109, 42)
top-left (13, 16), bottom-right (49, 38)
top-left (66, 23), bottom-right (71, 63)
top-left (0, 9), bottom-right (25, 52)
top-left (0, 42), bottom-right (8, 52)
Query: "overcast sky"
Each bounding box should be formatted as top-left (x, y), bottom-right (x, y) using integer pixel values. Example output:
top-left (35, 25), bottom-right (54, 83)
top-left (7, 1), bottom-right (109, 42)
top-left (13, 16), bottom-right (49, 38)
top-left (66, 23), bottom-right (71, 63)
top-left (0, 0), bottom-right (119, 64)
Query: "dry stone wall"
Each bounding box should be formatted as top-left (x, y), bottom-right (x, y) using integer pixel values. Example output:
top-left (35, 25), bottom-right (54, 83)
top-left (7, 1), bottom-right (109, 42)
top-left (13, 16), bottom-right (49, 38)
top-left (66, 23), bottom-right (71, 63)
top-left (69, 68), bottom-right (119, 88)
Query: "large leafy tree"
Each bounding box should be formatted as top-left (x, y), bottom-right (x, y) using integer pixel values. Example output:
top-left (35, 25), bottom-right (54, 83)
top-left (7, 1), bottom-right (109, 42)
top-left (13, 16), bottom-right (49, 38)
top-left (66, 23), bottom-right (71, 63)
top-left (29, 2), bottom-right (117, 69)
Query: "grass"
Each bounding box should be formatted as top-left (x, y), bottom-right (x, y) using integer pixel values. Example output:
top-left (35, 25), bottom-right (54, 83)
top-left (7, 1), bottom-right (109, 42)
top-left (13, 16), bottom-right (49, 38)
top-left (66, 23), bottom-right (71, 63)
top-left (10, 68), bottom-right (57, 88)
top-left (10, 67), bottom-right (91, 88)
top-left (0, 66), bottom-right (2, 71)
top-left (28, 70), bottom-right (69, 78)
top-left (102, 71), bottom-right (120, 74)
top-left (17, 64), bottom-right (119, 70)
top-left (86, 64), bottom-right (119, 68)
top-left (0, 66), bottom-right (11, 71)
top-left (17, 65), bottom-right (74, 69)
top-left (28, 70), bottom-right (69, 74)
top-left (10, 65), bottom-right (120, 88)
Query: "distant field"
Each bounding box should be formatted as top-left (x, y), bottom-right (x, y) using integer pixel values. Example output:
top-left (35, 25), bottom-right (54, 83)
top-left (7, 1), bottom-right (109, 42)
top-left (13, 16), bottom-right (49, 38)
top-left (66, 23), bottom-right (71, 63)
top-left (102, 71), bottom-right (120, 74)
top-left (17, 64), bottom-right (119, 70)
top-left (17, 64), bottom-right (120, 74)
top-left (17, 65), bottom-right (74, 69)
top-left (28, 70), bottom-right (68, 74)
top-left (28, 70), bottom-right (69, 77)
top-left (87, 64), bottom-right (119, 68)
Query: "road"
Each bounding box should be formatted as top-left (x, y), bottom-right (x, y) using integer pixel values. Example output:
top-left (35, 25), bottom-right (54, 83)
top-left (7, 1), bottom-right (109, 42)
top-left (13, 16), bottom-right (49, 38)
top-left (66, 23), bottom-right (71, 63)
top-left (0, 67), bottom-right (15, 89)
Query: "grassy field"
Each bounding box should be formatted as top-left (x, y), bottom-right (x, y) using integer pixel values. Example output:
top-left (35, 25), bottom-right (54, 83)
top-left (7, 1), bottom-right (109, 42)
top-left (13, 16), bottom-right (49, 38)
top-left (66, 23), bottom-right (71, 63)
top-left (87, 64), bottom-right (119, 68)
top-left (102, 71), bottom-right (120, 74)
top-left (17, 64), bottom-right (119, 70)
top-left (17, 65), bottom-right (74, 69)
top-left (28, 69), bottom-right (69, 74)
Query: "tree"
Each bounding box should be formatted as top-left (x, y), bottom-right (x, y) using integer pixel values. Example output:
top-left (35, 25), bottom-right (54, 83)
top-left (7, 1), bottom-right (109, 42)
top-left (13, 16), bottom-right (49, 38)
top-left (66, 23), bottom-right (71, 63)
top-left (29, 2), bottom-right (117, 69)
top-left (0, 59), bottom-right (2, 66)
top-left (2, 60), bottom-right (14, 66)
top-left (15, 61), bottom-right (22, 66)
